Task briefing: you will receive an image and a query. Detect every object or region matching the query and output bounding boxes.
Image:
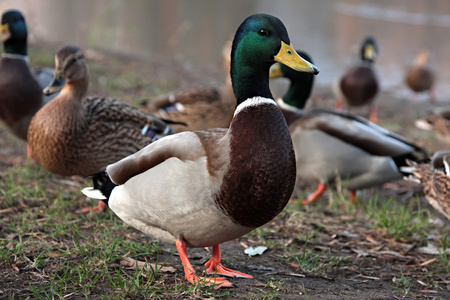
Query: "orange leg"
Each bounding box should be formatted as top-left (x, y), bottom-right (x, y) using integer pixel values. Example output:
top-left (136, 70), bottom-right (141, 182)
top-left (302, 183), bottom-right (327, 205)
top-left (27, 144), bottom-right (32, 159)
top-left (369, 105), bottom-right (377, 123)
top-left (349, 190), bottom-right (360, 204)
top-left (204, 245), bottom-right (253, 278)
top-left (176, 240), bottom-right (236, 289)
top-left (74, 200), bottom-right (107, 214)
top-left (335, 98), bottom-right (343, 110)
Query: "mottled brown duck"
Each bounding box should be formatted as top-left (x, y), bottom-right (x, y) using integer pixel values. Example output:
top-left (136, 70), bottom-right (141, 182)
top-left (406, 151), bottom-right (450, 221)
top-left (335, 36), bottom-right (379, 123)
top-left (82, 14), bottom-right (319, 288)
top-left (28, 45), bottom-right (175, 213)
top-left (405, 50), bottom-right (435, 102)
top-left (143, 40), bottom-right (235, 132)
top-left (0, 10), bottom-right (56, 140)
top-left (415, 106), bottom-right (450, 144)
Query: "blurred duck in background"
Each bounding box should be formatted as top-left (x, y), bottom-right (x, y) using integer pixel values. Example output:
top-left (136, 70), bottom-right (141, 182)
top-left (269, 50), bottom-right (314, 125)
top-left (415, 106), bottom-right (450, 144)
top-left (142, 40), bottom-right (235, 132)
top-left (405, 50), bottom-right (435, 103)
top-left (270, 56), bottom-right (428, 205)
top-left (27, 45), bottom-right (176, 213)
top-left (334, 36), bottom-right (379, 123)
top-left (0, 9), bottom-right (56, 140)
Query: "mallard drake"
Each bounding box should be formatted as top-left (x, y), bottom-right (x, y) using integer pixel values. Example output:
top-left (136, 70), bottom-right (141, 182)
top-left (82, 14), bottom-right (319, 288)
top-left (269, 57), bottom-right (427, 205)
top-left (28, 45), bottom-right (176, 213)
top-left (269, 50), bottom-right (314, 125)
top-left (335, 36), bottom-right (379, 123)
top-left (405, 50), bottom-right (435, 102)
top-left (143, 40), bottom-right (235, 132)
top-left (415, 106), bottom-right (450, 144)
top-left (405, 151), bottom-right (450, 221)
top-left (0, 9), bottom-right (56, 140)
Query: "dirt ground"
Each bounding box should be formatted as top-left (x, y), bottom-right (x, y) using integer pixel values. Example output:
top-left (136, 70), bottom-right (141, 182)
top-left (1, 42), bottom-right (450, 299)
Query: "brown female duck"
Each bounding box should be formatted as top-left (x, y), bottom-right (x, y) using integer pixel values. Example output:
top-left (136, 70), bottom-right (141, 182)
top-left (405, 50), bottom-right (435, 102)
top-left (28, 45), bottom-right (175, 212)
top-left (406, 151), bottom-right (450, 221)
top-left (143, 40), bottom-right (235, 132)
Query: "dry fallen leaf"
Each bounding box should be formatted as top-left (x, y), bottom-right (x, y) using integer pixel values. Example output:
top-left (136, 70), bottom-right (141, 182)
top-left (240, 241), bottom-right (249, 249)
top-left (120, 257), bottom-right (176, 273)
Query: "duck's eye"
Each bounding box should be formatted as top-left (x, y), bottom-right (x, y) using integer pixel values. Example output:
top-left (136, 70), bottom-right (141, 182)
top-left (72, 58), bottom-right (77, 63)
top-left (258, 28), bottom-right (269, 37)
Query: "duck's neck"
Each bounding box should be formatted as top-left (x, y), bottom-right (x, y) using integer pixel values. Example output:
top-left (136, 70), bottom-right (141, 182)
top-left (231, 62), bottom-right (273, 106)
top-left (61, 78), bottom-right (89, 100)
top-left (282, 81), bottom-right (309, 109)
top-left (3, 39), bottom-right (27, 56)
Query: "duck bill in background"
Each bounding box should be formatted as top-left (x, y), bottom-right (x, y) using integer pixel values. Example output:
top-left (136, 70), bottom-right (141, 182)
top-left (364, 44), bottom-right (377, 61)
top-left (0, 23), bottom-right (11, 42)
top-left (269, 63), bottom-right (284, 79)
top-left (274, 41), bottom-right (319, 75)
top-left (43, 69), bottom-right (66, 96)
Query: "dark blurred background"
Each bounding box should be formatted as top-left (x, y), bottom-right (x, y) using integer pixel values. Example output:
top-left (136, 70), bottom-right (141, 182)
top-left (3, 0), bottom-right (450, 99)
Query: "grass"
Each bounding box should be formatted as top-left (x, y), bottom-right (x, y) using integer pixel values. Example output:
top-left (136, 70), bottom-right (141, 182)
top-left (284, 234), bottom-right (345, 275)
top-left (366, 196), bottom-right (432, 241)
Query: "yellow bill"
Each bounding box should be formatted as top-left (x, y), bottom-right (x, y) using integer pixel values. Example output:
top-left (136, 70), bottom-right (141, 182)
top-left (43, 69), bottom-right (66, 96)
top-left (364, 44), bottom-right (377, 61)
top-left (269, 63), bottom-right (284, 79)
top-left (0, 23), bottom-right (11, 42)
top-left (274, 41), bottom-right (319, 75)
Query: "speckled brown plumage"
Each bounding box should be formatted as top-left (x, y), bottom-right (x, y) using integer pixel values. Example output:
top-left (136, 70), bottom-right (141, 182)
top-left (415, 109), bottom-right (450, 144)
top-left (144, 41), bottom-right (235, 132)
top-left (28, 45), bottom-right (173, 176)
top-left (405, 50), bottom-right (435, 95)
top-left (407, 152), bottom-right (450, 221)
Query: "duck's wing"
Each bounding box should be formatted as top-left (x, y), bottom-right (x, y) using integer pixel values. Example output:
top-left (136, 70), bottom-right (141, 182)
top-left (107, 128), bottom-right (228, 185)
top-left (84, 96), bottom-right (175, 140)
top-left (294, 108), bottom-right (428, 157)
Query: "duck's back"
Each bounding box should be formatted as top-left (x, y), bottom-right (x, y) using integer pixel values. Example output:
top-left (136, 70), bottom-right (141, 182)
top-left (0, 58), bottom-right (43, 139)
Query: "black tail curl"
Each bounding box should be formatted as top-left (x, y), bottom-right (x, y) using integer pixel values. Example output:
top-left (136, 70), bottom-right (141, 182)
top-left (91, 171), bottom-right (117, 206)
top-left (393, 152), bottom-right (430, 176)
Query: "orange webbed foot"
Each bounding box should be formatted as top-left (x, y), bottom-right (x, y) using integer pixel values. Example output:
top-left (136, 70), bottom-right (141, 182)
top-left (204, 245), bottom-right (253, 279)
top-left (176, 240), bottom-right (238, 289)
top-left (74, 200), bottom-right (107, 214)
top-left (302, 183), bottom-right (327, 205)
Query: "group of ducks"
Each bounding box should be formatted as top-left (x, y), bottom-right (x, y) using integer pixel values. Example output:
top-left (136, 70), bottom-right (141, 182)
top-left (0, 9), bottom-right (448, 288)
